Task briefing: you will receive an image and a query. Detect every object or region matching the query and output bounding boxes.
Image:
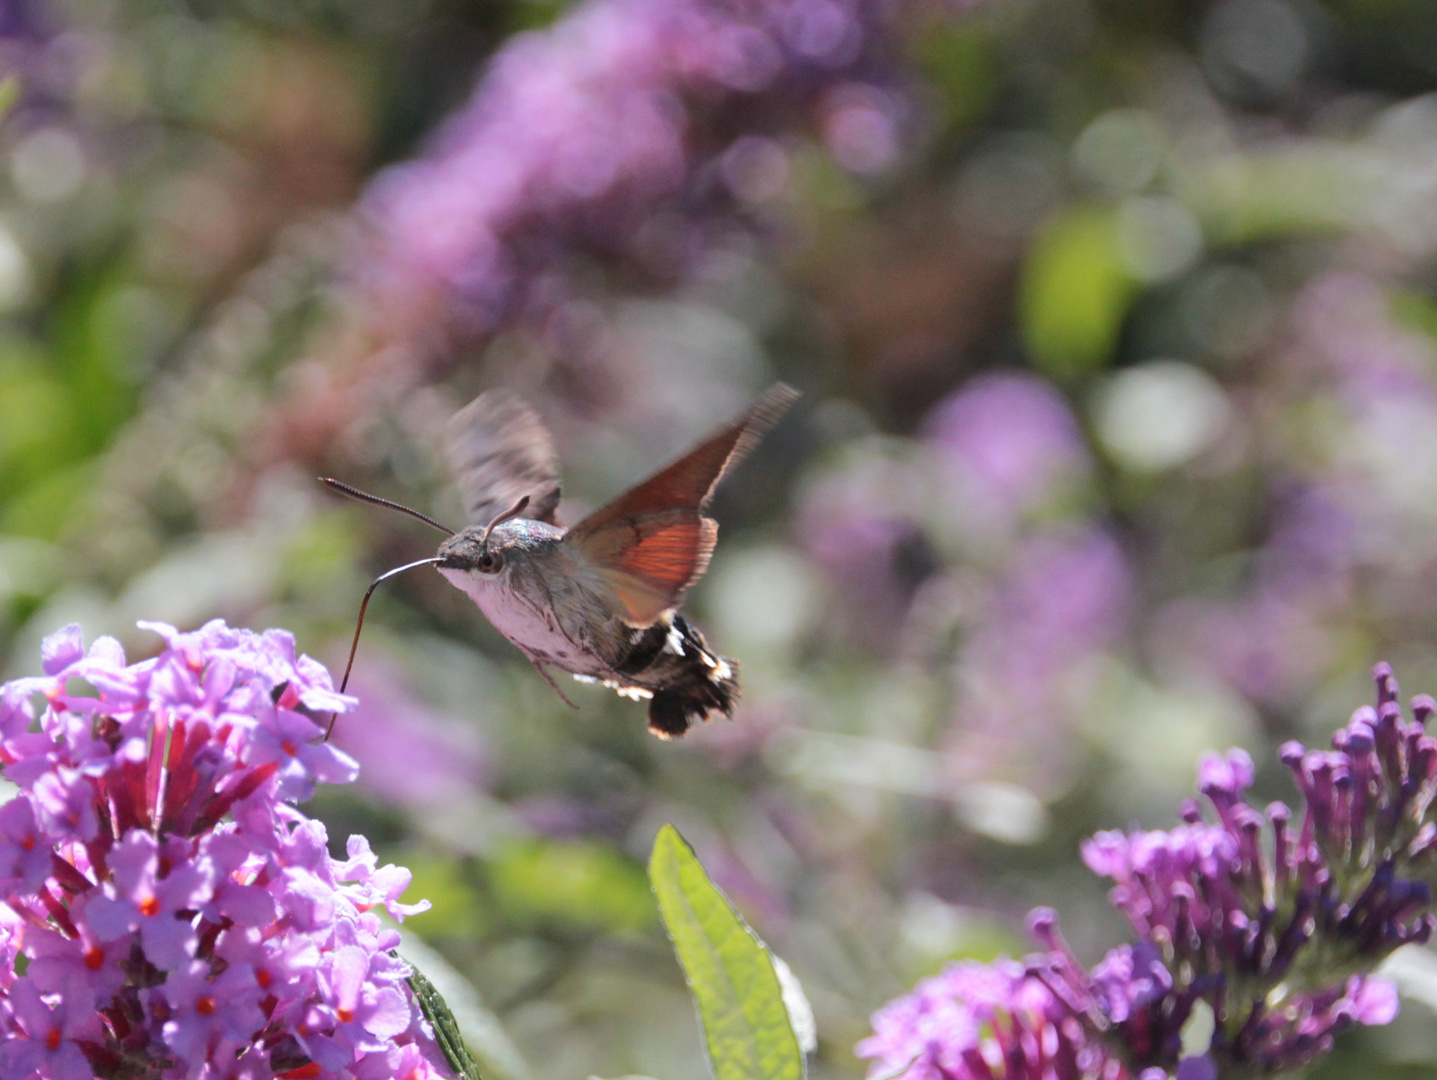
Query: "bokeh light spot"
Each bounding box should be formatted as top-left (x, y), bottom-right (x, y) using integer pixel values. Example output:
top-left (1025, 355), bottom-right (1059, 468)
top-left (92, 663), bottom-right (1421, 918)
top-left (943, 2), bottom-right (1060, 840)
top-left (1094, 361), bottom-right (1231, 473)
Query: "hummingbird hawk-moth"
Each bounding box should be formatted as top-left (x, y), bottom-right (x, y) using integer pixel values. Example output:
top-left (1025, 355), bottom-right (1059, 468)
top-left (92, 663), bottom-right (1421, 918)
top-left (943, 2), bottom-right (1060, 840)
top-left (324, 384), bottom-right (798, 739)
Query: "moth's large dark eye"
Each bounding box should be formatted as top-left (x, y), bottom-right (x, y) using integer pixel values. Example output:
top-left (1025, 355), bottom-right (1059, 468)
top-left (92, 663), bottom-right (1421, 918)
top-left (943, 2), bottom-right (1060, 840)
top-left (477, 550), bottom-right (504, 575)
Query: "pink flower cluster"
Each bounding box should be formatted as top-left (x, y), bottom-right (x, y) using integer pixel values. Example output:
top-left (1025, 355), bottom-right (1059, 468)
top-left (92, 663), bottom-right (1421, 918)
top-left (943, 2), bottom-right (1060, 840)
top-left (0, 621), bottom-right (446, 1080)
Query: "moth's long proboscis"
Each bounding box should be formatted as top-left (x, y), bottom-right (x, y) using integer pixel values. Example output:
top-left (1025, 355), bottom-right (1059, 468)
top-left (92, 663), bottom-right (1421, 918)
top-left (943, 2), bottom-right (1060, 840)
top-left (320, 477), bottom-right (457, 537)
top-left (324, 556), bottom-right (445, 740)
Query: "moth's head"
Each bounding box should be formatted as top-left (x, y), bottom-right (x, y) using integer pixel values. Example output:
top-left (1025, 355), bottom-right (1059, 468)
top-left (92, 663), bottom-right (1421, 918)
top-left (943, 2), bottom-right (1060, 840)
top-left (436, 519), bottom-right (563, 588)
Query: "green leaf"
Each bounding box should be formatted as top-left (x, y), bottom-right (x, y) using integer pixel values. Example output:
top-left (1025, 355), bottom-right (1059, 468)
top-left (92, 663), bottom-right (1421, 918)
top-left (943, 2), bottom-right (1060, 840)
top-left (400, 931), bottom-right (531, 1080)
top-left (648, 825), bottom-right (806, 1080)
top-left (406, 958), bottom-right (483, 1080)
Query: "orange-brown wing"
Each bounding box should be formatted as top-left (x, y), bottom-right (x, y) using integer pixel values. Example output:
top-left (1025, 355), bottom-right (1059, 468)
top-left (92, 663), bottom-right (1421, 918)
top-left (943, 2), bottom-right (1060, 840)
top-left (445, 389), bottom-right (562, 527)
top-left (577, 510), bottom-right (719, 626)
top-left (565, 384), bottom-right (798, 625)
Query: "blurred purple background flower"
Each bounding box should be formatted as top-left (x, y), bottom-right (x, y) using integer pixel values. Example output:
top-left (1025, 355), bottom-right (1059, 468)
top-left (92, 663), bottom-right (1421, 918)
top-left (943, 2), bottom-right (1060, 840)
top-left (947, 527), bottom-right (1130, 789)
top-left (0, 0), bottom-right (56, 111)
top-left (1155, 272), bottom-right (1437, 710)
top-left (795, 445), bottom-right (938, 649)
top-left (1162, 486), bottom-right (1353, 708)
top-left (331, 657), bottom-right (488, 813)
top-left (288, 0), bottom-right (924, 454)
top-left (361, 0), bottom-right (911, 335)
top-left (926, 372), bottom-right (1090, 536)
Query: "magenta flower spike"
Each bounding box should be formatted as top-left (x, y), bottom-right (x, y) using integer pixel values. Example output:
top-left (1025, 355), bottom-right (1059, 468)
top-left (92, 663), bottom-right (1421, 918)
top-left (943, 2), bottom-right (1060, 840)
top-left (0, 621), bottom-right (447, 1080)
top-left (859, 663), bottom-right (1436, 1079)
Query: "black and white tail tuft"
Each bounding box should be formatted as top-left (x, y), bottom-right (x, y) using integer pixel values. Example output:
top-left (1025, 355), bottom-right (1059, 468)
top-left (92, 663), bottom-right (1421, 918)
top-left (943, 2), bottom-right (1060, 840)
top-left (647, 654), bottom-right (741, 739)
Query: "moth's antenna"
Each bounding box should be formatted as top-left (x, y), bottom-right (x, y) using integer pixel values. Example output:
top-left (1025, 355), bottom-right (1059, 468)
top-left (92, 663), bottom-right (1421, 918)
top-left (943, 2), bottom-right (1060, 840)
top-left (324, 556), bottom-right (444, 740)
top-left (482, 495), bottom-right (530, 546)
top-left (320, 478), bottom-right (456, 537)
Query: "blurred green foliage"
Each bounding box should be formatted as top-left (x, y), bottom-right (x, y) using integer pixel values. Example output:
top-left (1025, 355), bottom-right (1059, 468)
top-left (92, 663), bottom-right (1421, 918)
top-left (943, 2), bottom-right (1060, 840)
top-left (491, 838), bottom-right (656, 936)
top-left (1020, 206), bottom-right (1134, 379)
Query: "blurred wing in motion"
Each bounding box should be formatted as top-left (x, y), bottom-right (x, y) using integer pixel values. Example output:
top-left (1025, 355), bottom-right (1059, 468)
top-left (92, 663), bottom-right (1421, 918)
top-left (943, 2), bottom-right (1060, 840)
top-left (445, 390), bottom-right (563, 527)
top-left (566, 384), bottom-right (799, 626)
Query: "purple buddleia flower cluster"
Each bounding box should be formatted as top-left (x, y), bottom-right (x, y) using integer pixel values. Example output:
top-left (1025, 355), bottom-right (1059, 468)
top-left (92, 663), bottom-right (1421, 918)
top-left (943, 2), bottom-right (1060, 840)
top-left (0, 621), bottom-right (447, 1080)
top-left (858, 957), bottom-right (1129, 1080)
top-left (858, 662), bottom-right (1435, 1079)
top-left (354, 0), bottom-right (918, 366)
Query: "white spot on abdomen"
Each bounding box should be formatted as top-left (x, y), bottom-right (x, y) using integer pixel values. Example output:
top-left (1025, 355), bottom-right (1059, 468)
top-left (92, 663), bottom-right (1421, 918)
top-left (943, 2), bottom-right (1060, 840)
top-left (664, 623), bottom-right (686, 656)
